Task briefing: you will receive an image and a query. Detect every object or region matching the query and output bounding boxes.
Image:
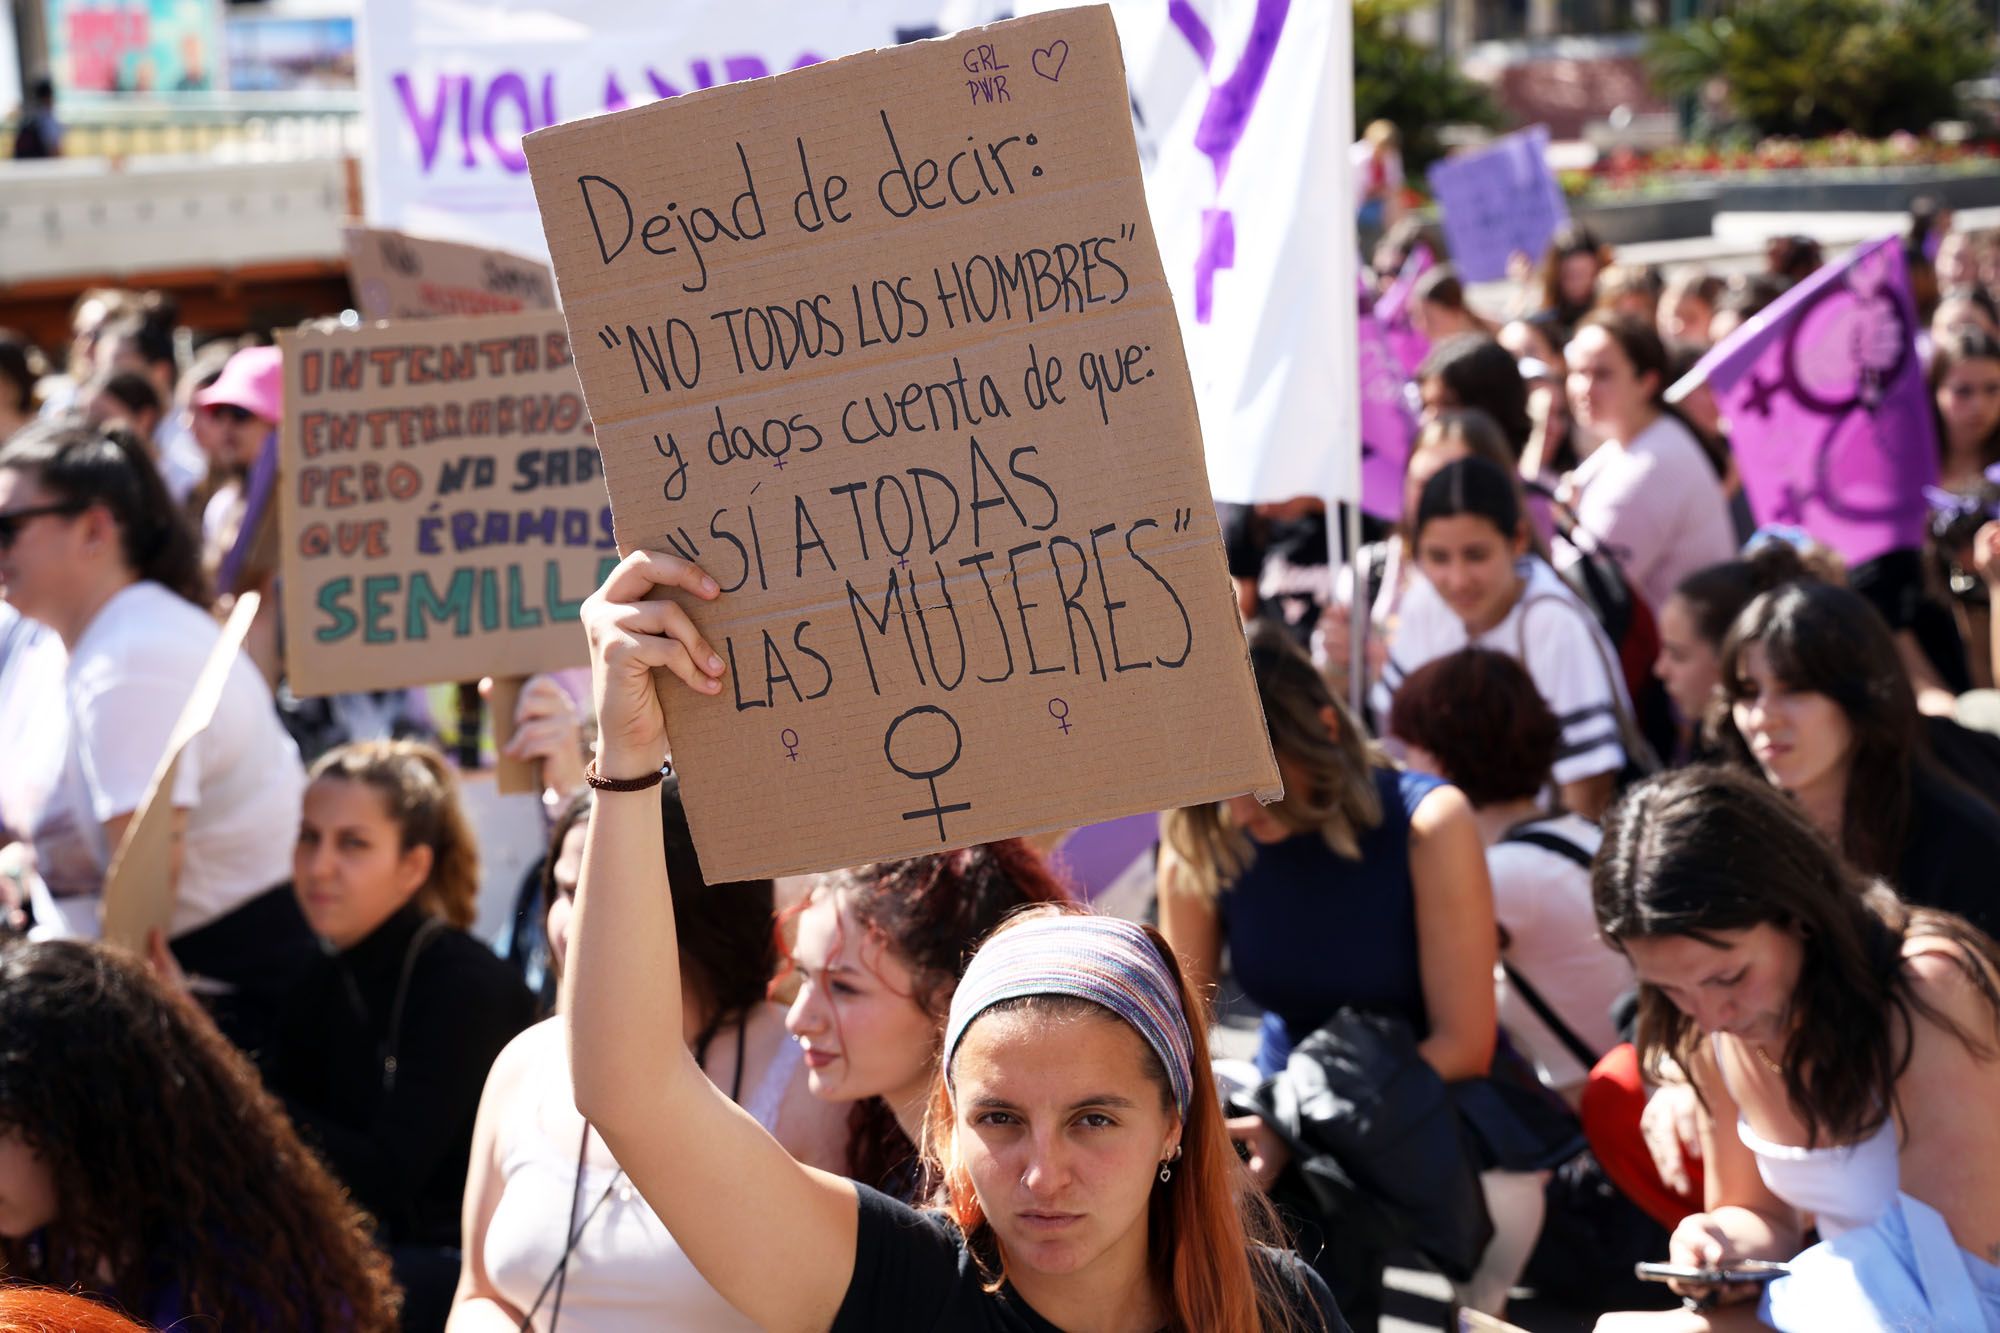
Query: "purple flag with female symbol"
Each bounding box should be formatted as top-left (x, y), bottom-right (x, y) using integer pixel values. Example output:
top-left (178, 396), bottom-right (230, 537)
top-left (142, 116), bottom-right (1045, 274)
top-left (1358, 275), bottom-right (1417, 520)
top-left (1373, 242), bottom-right (1433, 377)
top-left (1674, 236), bottom-right (1935, 567)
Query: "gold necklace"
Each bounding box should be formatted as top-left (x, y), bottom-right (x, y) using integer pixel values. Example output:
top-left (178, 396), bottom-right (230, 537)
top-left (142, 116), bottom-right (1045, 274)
top-left (1754, 1044), bottom-right (1784, 1075)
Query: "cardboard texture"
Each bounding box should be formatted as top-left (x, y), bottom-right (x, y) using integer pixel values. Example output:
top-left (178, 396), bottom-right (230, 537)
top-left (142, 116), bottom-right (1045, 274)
top-left (101, 592), bottom-right (263, 950)
top-left (522, 6), bottom-right (1277, 880)
top-left (277, 312), bottom-right (610, 696)
top-left (344, 225), bottom-right (559, 321)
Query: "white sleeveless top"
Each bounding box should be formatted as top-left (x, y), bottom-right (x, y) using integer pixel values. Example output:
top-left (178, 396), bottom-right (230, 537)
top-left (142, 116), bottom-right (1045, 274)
top-left (484, 1025), bottom-right (802, 1331)
top-left (1713, 1035), bottom-right (1901, 1239)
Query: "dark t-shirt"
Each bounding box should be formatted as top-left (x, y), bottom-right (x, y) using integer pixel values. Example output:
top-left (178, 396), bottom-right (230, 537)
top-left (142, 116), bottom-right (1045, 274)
top-left (1896, 762), bottom-right (2000, 943)
top-left (832, 1183), bottom-right (1349, 1332)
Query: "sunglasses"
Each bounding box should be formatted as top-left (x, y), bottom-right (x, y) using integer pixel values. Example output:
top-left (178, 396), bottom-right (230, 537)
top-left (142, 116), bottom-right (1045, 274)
top-left (0, 501), bottom-right (87, 550)
top-left (203, 403), bottom-right (258, 424)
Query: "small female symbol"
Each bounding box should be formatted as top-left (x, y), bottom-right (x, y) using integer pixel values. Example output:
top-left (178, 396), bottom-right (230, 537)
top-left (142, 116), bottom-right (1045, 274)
top-left (1048, 698), bottom-right (1072, 735)
top-left (780, 728), bottom-right (800, 762)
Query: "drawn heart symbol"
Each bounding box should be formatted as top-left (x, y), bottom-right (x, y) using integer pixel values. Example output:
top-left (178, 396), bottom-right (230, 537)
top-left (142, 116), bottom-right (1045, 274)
top-left (1033, 40), bottom-right (1068, 82)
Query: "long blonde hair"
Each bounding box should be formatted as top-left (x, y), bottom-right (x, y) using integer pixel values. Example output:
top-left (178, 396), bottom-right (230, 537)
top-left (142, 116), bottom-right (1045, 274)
top-left (1163, 622), bottom-right (1385, 898)
top-left (307, 740), bottom-right (479, 928)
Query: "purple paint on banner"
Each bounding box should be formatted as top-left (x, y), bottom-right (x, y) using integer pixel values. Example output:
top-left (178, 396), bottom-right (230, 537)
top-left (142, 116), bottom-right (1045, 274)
top-left (1048, 813), bottom-right (1158, 902)
top-left (1689, 236), bottom-right (1936, 566)
top-left (1169, 0), bottom-right (1290, 323)
top-left (1373, 243), bottom-right (1434, 377)
top-left (1427, 126), bottom-right (1568, 283)
top-left (1357, 276), bottom-right (1417, 521)
top-left (218, 429), bottom-right (278, 595)
top-left (1196, 209), bottom-right (1235, 324)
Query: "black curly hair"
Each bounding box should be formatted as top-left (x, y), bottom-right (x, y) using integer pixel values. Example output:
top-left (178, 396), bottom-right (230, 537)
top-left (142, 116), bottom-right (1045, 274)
top-left (0, 939), bottom-right (400, 1330)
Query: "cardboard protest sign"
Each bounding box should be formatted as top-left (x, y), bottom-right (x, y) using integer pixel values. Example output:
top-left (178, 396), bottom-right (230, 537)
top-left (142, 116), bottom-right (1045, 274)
top-left (1672, 236), bottom-right (1935, 567)
top-left (277, 312), bottom-right (612, 696)
top-left (524, 5), bottom-right (1280, 879)
top-left (102, 593), bottom-right (262, 951)
top-left (1427, 126), bottom-right (1568, 283)
top-left (344, 225), bottom-right (558, 320)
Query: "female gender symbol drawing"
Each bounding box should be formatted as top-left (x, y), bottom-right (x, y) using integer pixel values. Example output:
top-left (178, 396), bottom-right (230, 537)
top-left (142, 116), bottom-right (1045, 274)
top-left (1750, 244), bottom-right (1931, 541)
top-left (884, 706), bottom-right (971, 842)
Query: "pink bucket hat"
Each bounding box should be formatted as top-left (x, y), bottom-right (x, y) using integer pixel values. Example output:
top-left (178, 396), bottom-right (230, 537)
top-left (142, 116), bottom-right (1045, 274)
top-left (195, 345), bottom-right (283, 423)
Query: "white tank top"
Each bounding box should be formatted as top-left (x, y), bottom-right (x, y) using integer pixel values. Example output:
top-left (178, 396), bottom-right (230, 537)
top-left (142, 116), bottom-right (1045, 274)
top-left (1713, 1034), bottom-right (1900, 1239)
top-left (484, 1026), bottom-right (801, 1331)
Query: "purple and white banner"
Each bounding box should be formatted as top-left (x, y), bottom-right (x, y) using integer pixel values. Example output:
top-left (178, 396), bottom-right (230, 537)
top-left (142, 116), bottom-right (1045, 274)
top-left (1358, 275), bottom-right (1417, 520)
top-left (359, 0), bottom-right (1003, 258)
top-left (1674, 236), bottom-right (1936, 567)
top-left (1038, 0), bottom-right (1356, 508)
top-left (1428, 125), bottom-right (1567, 284)
top-left (1374, 241), bottom-right (1433, 378)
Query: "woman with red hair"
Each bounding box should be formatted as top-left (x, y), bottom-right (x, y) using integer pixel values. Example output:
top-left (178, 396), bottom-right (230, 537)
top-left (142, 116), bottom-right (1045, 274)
top-left (783, 841), bottom-right (1073, 1201)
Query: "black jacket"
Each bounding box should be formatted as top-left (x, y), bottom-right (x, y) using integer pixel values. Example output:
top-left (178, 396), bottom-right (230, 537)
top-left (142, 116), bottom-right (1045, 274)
top-left (268, 905), bottom-right (534, 1246)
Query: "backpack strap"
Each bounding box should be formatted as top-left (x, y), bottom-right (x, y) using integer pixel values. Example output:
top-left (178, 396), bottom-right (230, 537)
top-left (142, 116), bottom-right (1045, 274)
top-left (1498, 826), bottom-right (1604, 1072)
top-left (1515, 592), bottom-right (1662, 778)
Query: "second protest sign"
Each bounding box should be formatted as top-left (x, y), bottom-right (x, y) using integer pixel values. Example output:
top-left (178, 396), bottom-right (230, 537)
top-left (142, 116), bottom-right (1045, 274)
top-left (524, 6), bottom-right (1279, 879)
top-left (278, 312), bottom-right (612, 695)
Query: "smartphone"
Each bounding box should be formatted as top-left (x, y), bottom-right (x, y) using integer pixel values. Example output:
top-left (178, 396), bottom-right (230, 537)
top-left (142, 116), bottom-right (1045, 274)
top-left (1634, 1260), bottom-right (1790, 1285)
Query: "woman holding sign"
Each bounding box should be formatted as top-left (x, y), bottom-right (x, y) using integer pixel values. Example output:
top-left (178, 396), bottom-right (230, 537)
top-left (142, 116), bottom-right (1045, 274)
top-left (562, 550), bottom-right (1347, 1333)
top-left (0, 419), bottom-right (313, 1055)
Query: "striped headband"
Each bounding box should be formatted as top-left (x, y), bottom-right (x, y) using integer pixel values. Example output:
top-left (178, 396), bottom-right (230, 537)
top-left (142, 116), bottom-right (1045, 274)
top-left (943, 914), bottom-right (1195, 1120)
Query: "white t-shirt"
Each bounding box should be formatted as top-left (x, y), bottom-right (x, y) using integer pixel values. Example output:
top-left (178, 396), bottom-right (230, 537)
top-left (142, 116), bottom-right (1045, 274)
top-left (1487, 815), bottom-right (1631, 1094)
top-left (52, 581), bottom-right (302, 937)
top-left (1564, 413), bottom-right (1737, 614)
top-left (1376, 557), bottom-right (1629, 786)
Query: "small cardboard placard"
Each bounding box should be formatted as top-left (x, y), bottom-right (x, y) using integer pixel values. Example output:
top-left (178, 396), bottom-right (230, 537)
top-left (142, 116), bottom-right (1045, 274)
top-left (1426, 125), bottom-right (1569, 284)
top-left (277, 312), bottom-right (612, 696)
top-left (344, 225), bottom-right (559, 321)
top-left (101, 592), bottom-right (263, 950)
top-left (523, 6), bottom-right (1278, 880)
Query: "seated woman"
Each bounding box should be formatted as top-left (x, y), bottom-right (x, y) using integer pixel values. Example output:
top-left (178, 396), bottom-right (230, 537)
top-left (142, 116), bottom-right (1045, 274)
top-left (1712, 579), bottom-right (2000, 939)
top-left (1376, 456), bottom-right (1634, 818)
top-left (0, 938), bottom-right (398, 1330)
top-left (0, 420), bottom-right (314, 1055)
top-left (784, 842), bottom-right (1072, 1202)
top-left (1591, 767), bottom-right (2000, 1331)
top-left (1315, 410), bottom-right (1537, 705)
top-left (451, 780), bottom-right (847, 1331)
top-left (268, 739), bottom-right (536, 1332)
top-left (1162, 619), bottom-right (1496, 1324)
top-left (1409, 267), bottom-right (1494, 344)
top-left (552, 550), bottom-right (1349, 1332)
top-left (1386, 648), bottom-right (1631, 1108)
top-left (1562, 312), bottom-right (1737, 615)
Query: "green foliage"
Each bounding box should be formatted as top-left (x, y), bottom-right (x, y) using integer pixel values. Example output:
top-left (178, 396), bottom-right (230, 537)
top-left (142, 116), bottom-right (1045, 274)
top-left (1355, 0), bottom-right (1503, 174)
top-left (1647, 0), bottom-right (1994, 139)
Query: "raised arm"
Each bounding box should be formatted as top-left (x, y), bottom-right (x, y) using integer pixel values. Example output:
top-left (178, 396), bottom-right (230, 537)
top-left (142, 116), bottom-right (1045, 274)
top-left (568, 551), bottom-right (857, 1333)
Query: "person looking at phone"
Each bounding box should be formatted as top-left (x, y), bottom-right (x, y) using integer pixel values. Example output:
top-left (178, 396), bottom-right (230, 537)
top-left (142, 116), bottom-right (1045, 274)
top-left (1590, 766), bottom-right (2000, 1331)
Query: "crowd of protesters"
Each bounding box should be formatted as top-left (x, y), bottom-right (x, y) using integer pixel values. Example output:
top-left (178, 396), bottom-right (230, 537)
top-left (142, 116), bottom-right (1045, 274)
top-left (0, 182), bottom-right (1998, 1333)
